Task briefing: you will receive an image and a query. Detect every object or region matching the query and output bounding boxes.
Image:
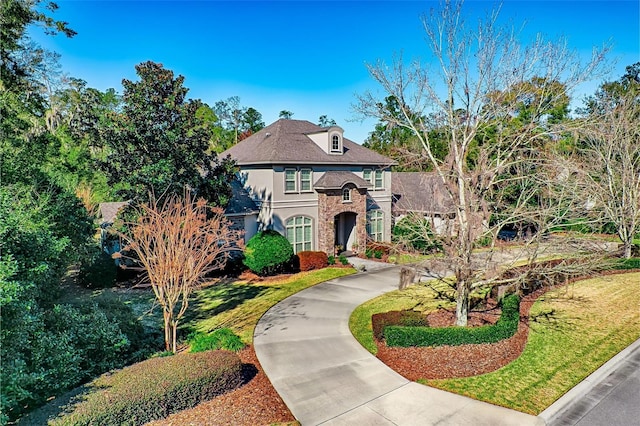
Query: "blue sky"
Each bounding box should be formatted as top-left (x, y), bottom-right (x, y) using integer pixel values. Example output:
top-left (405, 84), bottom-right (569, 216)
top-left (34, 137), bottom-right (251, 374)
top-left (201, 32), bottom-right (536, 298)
top-left (32, 0), bottom-right (639, 143)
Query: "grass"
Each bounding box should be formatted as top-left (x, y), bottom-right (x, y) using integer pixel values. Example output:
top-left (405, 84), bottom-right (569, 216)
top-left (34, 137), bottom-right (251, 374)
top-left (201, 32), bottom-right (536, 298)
top-left (350, 279), bottom-right (455, 354)
top-left (69, 267), bottom-right (355, 347)
top-left (351, 272), bottom-right (640, 415)
top-left (421, 272), bottom-right (640, 414)
top-left (185, 267), bottom-right (355, 344)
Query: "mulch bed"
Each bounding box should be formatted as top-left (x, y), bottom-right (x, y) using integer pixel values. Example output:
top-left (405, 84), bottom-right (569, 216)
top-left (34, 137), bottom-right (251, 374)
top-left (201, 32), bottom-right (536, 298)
top-left (147, 346), bottom-right (295, 426)
top-left (376, 288), bottom-right (546, 380)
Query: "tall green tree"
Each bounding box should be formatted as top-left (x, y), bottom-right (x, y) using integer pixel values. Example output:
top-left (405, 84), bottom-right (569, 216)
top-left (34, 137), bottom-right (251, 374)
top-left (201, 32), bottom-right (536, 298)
top-left (97, 61), bottom-right (236, 206)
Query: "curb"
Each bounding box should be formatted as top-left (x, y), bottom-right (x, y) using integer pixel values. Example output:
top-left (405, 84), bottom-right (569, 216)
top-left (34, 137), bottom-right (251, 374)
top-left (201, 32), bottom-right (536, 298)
top-left (538, 338), bottom-right (640, 424)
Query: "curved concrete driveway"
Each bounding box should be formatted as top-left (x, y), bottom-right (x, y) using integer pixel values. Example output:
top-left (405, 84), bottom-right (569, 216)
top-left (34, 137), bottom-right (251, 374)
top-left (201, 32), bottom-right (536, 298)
top-left (254, 265), bottom-right (544, 425)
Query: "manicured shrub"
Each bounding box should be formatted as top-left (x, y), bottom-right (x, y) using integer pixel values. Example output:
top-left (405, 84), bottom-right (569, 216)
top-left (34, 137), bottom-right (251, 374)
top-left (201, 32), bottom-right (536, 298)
top-left (297, 251), bottom-right (329, 272)
top-left (243, 230), bottom-right (294, 276)
top-left (372, 310), bottom-right (428, 340)
top-left (189, 329), bottom-right (246, 353)
top-left (50, 350), bottom-right (244, 426)
top-left (328, 255), bottom-right (336, 265)
top-left (338, 254), bottom-right (349, 265)
top-left (615, 257), bottom-right (640, 270)
top-left (384, 294), bottom-right (520, 347)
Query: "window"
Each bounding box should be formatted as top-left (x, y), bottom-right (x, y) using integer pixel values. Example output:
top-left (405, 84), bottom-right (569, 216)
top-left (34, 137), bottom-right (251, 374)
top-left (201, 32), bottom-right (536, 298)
top-left (367, 210), bottom-right (384, 242)
top-left (285, 169), bottom-right (297, 192)
top-left (331, 134), bottom-right (341, 152)
top-left (374, 170), bottom-right (383, 189)
top-left (300, 168), bottom-right (312, 192)
top-left (285, 168), bottom-right (313, 193)
top-left (363, 169), bottom-right (384, 190)
top-left (342, 187), bottom-right (351, 202)
top-left (286, 216), bottom-right (312, 253)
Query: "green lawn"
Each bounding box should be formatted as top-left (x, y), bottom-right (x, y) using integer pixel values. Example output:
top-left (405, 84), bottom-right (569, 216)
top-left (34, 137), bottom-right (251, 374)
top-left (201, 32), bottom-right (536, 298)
top-left (85, 267), bottom-right (355, 347)
top-left (185, 267), bottom-right (355, 343)
top-left (350, 272), bottom-right (640, 415)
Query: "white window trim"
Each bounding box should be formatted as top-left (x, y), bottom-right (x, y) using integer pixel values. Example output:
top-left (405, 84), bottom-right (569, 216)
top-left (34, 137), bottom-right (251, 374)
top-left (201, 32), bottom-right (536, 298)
top-left (330, 133), bottom-right (342, 153)
top-left (363, 169), bottom-right (384, 190)
top-left (342, 187), bottom-right (351, 203)
top-left (367, 210), bottom-right (384, 241)
top-left (300, 168), bottom-right (313, 193)
top-left (284, 168), bottom-right (297, 193)
top-left (286, 216), bottom-right (313, 254)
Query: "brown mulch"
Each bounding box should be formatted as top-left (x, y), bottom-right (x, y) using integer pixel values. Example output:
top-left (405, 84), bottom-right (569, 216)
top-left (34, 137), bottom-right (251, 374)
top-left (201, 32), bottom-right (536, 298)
top-left (376, 287), bottom-right (546, 380)
top-left (147, 346), bottom-right (296, 426)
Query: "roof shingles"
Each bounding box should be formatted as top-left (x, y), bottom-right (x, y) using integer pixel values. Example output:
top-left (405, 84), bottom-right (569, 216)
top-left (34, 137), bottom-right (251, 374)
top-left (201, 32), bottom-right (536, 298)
top-left (221, 119), bottom-right (394, 166)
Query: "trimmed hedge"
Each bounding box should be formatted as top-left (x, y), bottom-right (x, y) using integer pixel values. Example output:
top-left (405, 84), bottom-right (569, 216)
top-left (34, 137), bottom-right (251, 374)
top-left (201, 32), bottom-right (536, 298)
top-left (51, 350), bottom-right (243, 425)
top-left (372, 310), bottom-right (428, 340)
top-left (243, 230), bottom-right (294, 276)
top-left (615, 257), bottom-right (640, 270)
top-left (384, 294), bottom-right (520, 347)
top-left (297, 250), bottom-right (329, 272)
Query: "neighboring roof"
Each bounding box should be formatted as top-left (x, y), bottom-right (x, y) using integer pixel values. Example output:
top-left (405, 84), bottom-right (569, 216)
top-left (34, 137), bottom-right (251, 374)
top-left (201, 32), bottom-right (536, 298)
top-left (98, 201), bottom-right (129, 226)
top-left (392, 172), bottom-right (455, 215)
top-left (225, 180), bottom-right (259, 216)
top-left (313, 171), bottom-right (373, 190)
top-left (220, 119), bottom-right (395, 166)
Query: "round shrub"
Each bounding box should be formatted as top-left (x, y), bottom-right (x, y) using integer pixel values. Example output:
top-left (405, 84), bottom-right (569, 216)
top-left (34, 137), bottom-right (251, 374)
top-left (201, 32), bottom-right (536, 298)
top-left (243, 230), bottom-right (294, 276)
top-left (50, 350), bottom-right (244, 426)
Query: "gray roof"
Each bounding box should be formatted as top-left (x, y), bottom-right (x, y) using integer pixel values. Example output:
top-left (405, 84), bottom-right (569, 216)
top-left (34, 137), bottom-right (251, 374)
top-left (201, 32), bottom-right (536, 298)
top-left (225, 180), bottom-right (259, 216)
top-left (392, 172), bottom-right (455, 215)
top-left (314, 171), bottom-right (372, 190)
top-left (98, 201), bottom-right (129, 226)
top-left (221, 119), bottom-right (395, 166)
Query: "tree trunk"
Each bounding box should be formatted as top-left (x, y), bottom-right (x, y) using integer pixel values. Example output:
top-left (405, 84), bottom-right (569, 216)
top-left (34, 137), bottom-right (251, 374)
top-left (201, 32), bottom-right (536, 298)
top-left (455, 278), bottom-right (470, 326)
top-left (171, 322), bottom-right (178, 354)
top-left (624, 240), bottom-right (633, 259)
top-left (163, 311), bottom-right (171, 351)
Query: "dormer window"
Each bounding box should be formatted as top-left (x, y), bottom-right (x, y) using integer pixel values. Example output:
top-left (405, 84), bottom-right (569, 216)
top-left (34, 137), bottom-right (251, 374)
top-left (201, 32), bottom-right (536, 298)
top-left (331, 135), bottom-right (341, 152)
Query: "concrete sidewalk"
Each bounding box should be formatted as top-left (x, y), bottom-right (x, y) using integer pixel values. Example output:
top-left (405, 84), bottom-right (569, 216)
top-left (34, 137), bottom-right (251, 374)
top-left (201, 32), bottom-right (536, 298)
top-left (254, 264), bottom-right (544, 425)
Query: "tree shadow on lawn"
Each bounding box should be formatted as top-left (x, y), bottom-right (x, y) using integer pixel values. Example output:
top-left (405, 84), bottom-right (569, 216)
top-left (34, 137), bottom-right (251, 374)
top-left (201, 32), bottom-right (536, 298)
top-left (186, 282), bottom-right (270, 323)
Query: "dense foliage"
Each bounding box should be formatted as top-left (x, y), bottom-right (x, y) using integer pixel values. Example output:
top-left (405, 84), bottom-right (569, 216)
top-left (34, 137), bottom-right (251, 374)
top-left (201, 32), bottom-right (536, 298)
top-left (48, 351), bottom-right (244, 426)
top-left (392, 215), bottom-right (442, 253)
top-left (243, 230), bottom-right (294, 276)
top-left (96, 61), bottom-right (237, 206)
top-left (384, 295), bottom-right (520, 347)
top-left (297, 251), bottom-right (329, 272)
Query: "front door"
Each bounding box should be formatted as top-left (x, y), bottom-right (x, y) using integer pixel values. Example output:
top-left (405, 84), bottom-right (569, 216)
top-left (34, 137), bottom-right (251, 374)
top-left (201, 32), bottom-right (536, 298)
top-left (334, 212), bottom-right (357, 253)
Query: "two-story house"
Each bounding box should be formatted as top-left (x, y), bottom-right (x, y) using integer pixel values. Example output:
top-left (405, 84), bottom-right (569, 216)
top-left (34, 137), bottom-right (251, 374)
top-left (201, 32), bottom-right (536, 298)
top-left (221, 119), bottom-right (395, 255)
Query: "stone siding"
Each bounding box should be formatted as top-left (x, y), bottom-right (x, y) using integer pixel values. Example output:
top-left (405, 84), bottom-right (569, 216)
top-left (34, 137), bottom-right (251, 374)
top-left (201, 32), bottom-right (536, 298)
top-left (317, 186), bottom-right (368, 255)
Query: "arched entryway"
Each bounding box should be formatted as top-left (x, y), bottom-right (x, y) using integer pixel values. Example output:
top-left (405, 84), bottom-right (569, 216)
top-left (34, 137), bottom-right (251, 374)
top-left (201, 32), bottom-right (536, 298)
top-left (334, 212), bottom-right (357, 253)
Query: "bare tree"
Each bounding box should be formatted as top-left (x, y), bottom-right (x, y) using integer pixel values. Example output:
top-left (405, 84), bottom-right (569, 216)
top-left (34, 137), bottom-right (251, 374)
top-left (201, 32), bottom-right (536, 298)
top-left (115, 191), bottom-right (243, 352)
top-left (354, 0), bottom-right (609, 325)
top-left (574, 65), bottom-right (640, 258)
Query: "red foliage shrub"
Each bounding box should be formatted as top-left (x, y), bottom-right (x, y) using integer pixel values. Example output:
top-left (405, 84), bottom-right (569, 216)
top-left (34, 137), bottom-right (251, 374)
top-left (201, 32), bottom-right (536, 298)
top-left (297, 251), bottom-right (329, 272)
top-left (366, 241), bottom-right (392, 256)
